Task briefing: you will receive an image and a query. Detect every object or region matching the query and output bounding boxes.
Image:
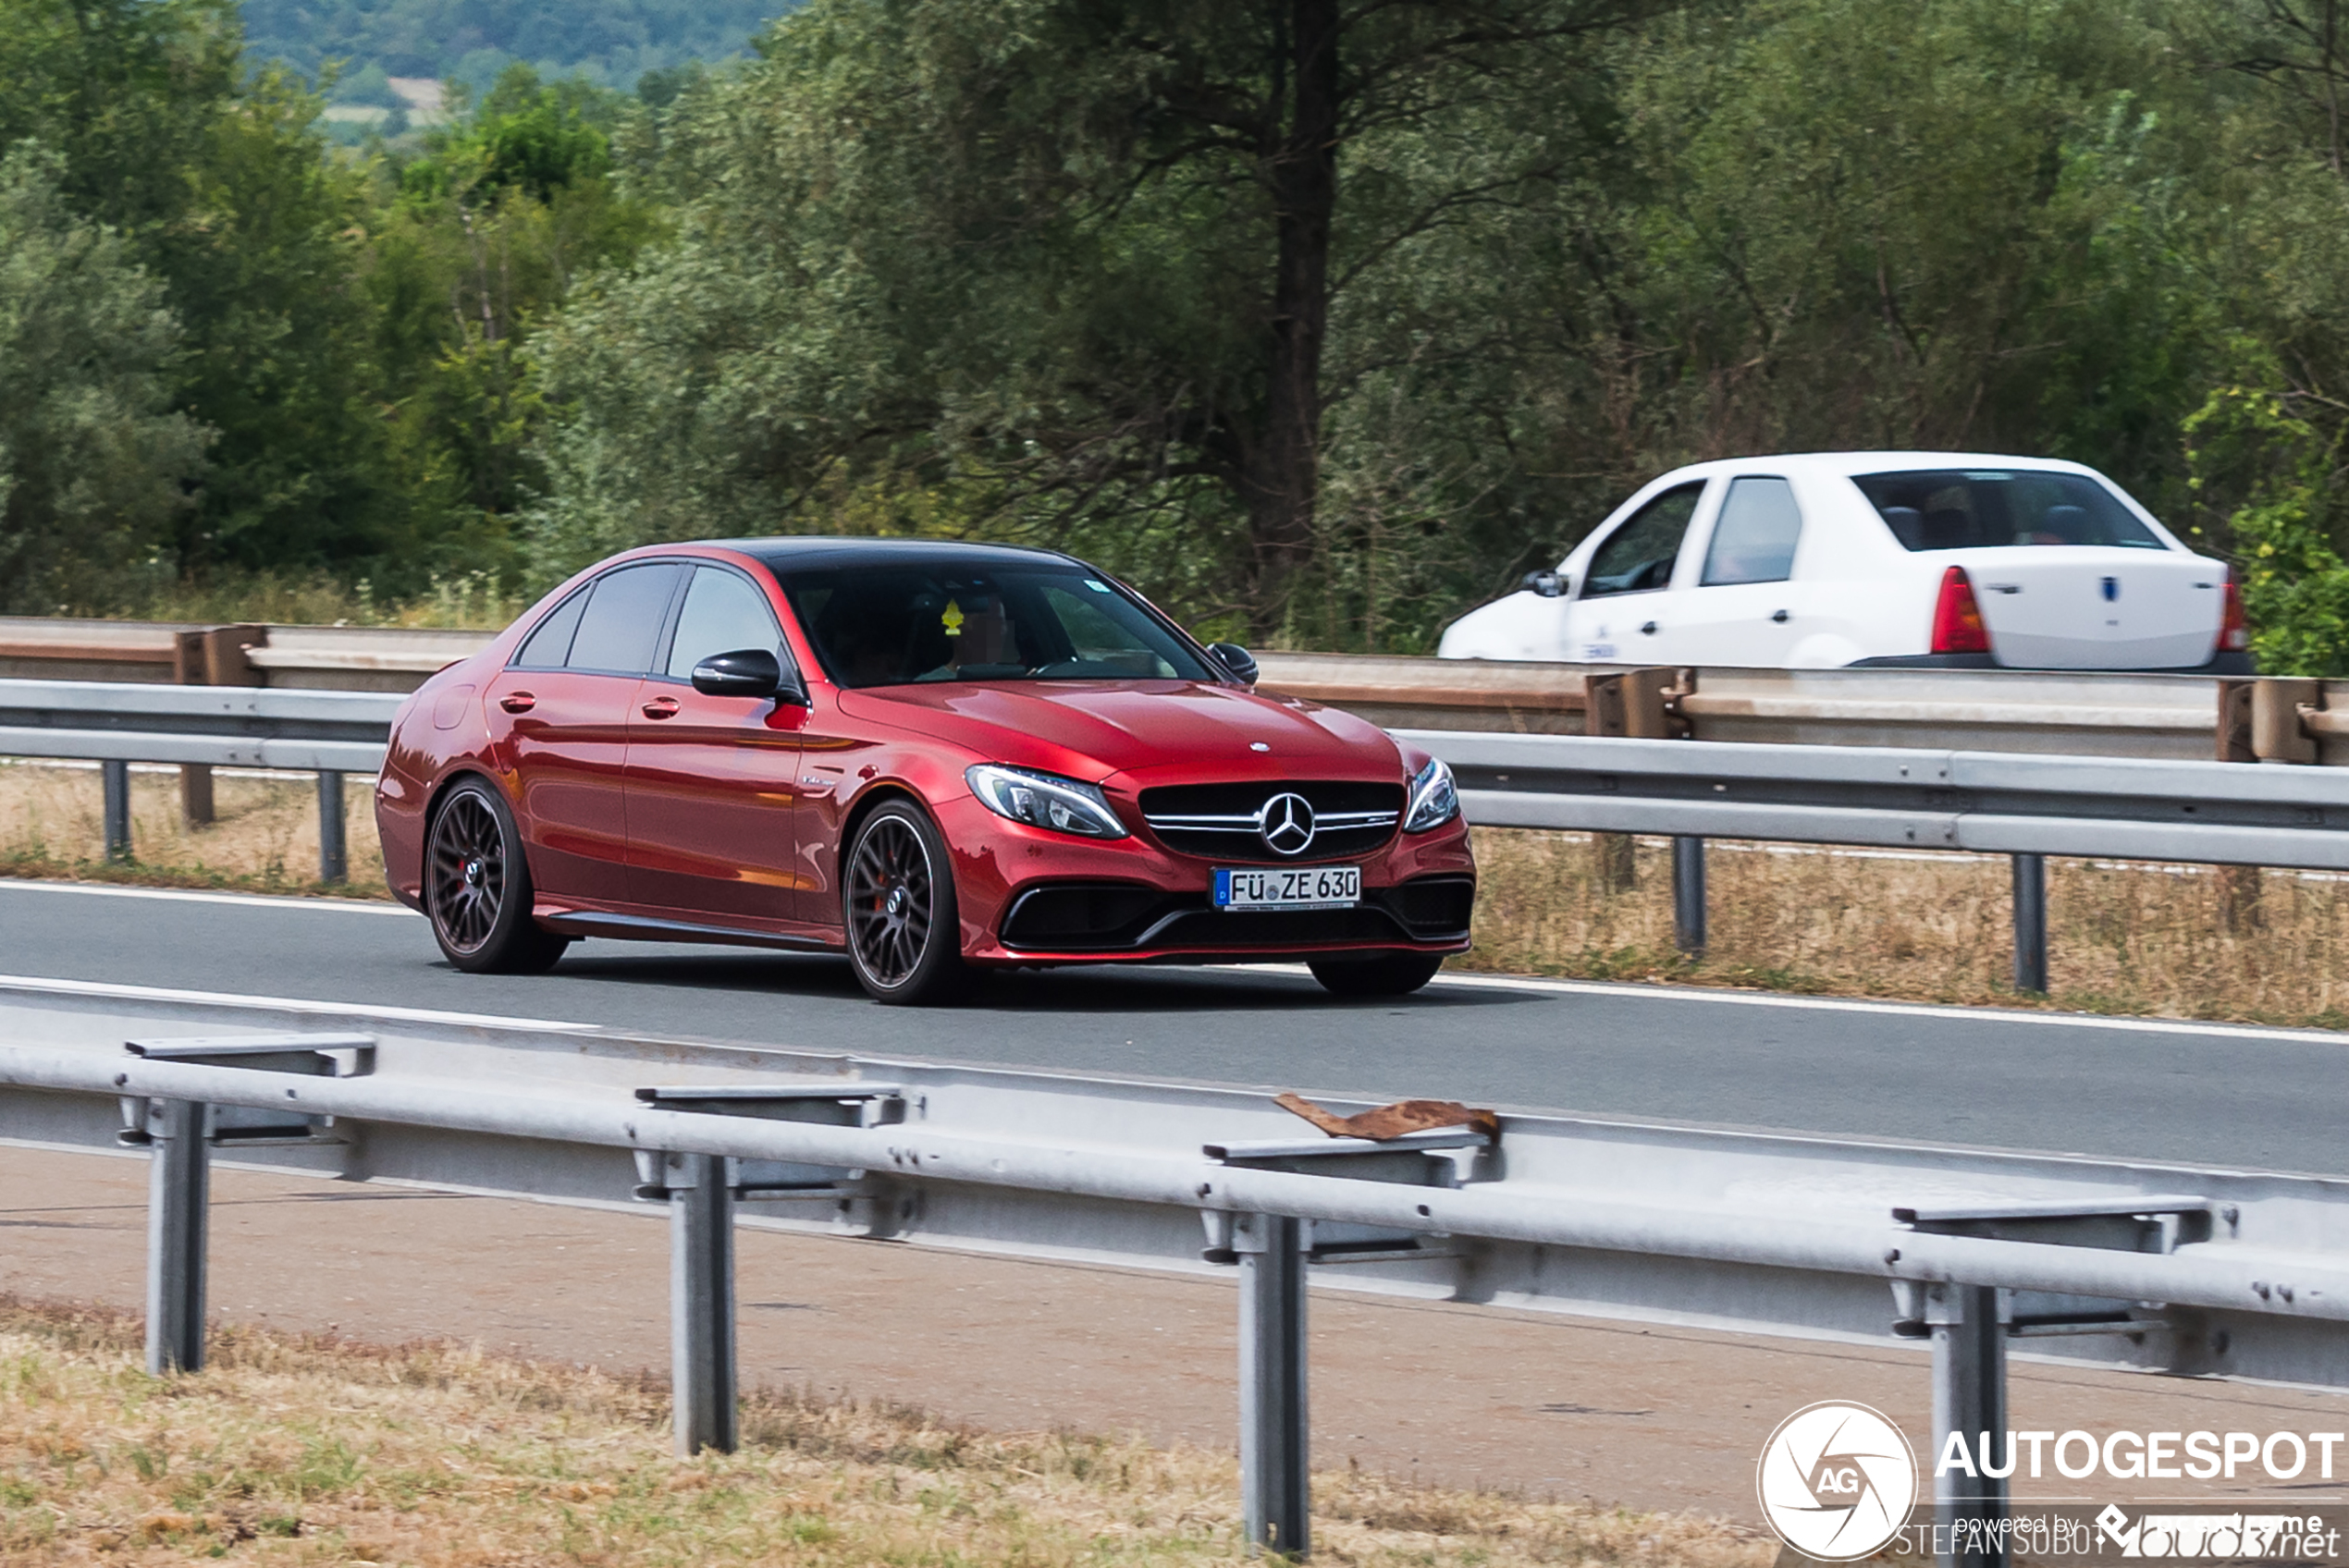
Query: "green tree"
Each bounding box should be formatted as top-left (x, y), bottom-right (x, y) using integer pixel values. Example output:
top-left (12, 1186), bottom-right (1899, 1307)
top-left (0, 145), bottom-right (208, 612)
top-left (2185, 377), bottom-right (2349, 674)
top-left (364, 66), bottom-right (662, 580)
top-left (0, 0), bottom-right (406, 590)
top-left (532, 0), bottom-right (1650, 636)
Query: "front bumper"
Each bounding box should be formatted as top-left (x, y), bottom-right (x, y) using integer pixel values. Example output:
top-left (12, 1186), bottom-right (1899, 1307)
top-left (994, 876), bottom-right (1476, 962)
top-left (934, 790), bottom-right (1478, 965)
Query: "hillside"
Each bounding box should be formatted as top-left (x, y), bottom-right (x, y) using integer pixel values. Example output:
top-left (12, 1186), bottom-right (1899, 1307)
top-left (242, 0), bottom-right (793, 97)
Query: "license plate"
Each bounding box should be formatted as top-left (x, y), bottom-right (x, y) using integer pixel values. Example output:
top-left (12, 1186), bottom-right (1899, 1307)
top-left (1213, 865), bottom-right (1361, 912)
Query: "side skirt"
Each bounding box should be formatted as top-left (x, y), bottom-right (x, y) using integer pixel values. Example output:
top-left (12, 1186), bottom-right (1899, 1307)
top-left (538, 910), bottom-right (844, 954)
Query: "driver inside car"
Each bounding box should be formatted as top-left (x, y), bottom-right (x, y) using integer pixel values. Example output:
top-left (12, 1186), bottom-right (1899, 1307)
top-left (918, 590), bottom-right (1026, 680)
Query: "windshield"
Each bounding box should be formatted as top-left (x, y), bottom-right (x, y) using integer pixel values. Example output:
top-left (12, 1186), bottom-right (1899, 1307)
top-left (1852, 469), bottom-right (2166, 552)
top-left (776, 564), bottom-right (1217, 689)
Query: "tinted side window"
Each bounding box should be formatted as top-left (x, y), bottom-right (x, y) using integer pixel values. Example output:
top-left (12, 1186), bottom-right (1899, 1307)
top-left (1701, 477), bottom-right (1803, 586)
top-left (512, 588), bottom-right (588, 669)
top-left (567, 563), bottom-right (685, 675)
top-left (1582, 484), bottom-right (1704, 597)
top-left (665, 566), bottom-right (788, 680)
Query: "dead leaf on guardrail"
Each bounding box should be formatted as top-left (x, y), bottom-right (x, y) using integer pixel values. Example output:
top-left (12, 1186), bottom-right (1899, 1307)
top-left (1273, 1091), bottom-right (1498, 1143)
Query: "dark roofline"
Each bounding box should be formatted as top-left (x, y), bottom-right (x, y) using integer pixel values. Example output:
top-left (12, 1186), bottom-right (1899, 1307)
top-left (706, 535), bottom-right (1079, 566)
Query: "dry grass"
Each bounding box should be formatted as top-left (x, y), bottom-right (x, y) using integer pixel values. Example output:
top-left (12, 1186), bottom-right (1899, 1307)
top-left (2, 760), bottom-right (2343, 1032)
top-left (0, 761), bottom-right (387, 900)
top-left (1457, 827), bottom-right (2349, 1029)
top-left (0, 1296), bottom-right (1769, 1567)
top-left (57, 570), bottom-right (525, 631)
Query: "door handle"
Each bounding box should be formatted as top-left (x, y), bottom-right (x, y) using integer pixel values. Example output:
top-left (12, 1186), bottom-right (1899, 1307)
top-left (499, 692), bottom-right (535, 714)
top-left (1639, 620), bottom-right (1659, 635)
top-left (1771, 609), bottom-right (1790, 623)
top-left (642, 696), bottom-right (681, 719)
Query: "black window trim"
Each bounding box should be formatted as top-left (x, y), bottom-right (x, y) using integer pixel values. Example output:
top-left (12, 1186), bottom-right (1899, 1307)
top-left (507, 582), bottom-right (591, 672)
top-left (1574, 479), bottom-right (1711, 601)
top-left (507, 558), bottom-right (693, 679)
top-left (645, 560), bottom-right (800, 687)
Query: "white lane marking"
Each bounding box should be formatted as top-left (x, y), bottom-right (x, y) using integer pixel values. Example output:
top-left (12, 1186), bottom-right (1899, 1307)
top-left (1420, 968), bottom-right (2349, 1047)
top-left (0, 974), bottom-right (599, 1035)
top-left (5, 882), bottom-right (2339, 1050)
top-left (1206, 962), bottom-right (2349, 1047)
top-left (0, 879), bottom-right (414, 915)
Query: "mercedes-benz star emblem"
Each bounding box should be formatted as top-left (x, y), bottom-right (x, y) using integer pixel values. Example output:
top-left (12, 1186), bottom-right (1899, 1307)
top-left (1257, 792), bottom-right (1318, 857)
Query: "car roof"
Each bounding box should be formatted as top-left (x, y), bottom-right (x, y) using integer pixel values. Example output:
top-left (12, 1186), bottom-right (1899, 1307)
top-left (1663, 451), bottom-right (2114, 481)
top-left (698, 536), bottom-right (1083, 574)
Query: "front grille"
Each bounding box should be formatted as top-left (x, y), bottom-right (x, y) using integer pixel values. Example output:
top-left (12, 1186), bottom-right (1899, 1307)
top-left (1139, 779), bottom-right (1404, 864)
top-left (1139, 906), bottom-right (1411, 949)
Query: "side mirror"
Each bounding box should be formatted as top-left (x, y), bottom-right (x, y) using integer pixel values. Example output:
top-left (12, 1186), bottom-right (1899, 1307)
top-left (1207, 642), bottom-right (1259, 684)
top-left (1521, 570), bottom-right (1568, 599)
top-left (692, 648), bottom-right (803, 704)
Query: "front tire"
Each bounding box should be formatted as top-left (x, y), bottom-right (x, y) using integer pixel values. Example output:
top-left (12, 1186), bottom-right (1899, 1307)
top-left (424, 778), bottom-right (571, 974)
top-left (1308, 951), bottom-right (1445, 998)
top-left (842, 799), bottom-right (974, 1005)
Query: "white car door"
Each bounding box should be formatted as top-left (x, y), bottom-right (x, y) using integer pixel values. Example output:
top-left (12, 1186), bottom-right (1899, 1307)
top-left (1563, 480), bottom-right (1708, 662)
top-left (1668, 475), bottom-right (1809, 666)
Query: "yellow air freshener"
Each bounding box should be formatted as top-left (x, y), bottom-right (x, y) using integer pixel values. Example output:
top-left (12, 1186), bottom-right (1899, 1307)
top-left (941, 598), bottom-right (965, 637)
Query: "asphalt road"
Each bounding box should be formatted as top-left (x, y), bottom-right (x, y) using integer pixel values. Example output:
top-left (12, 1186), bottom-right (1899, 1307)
top-left (4, 877), bottom-right (2343, 1176)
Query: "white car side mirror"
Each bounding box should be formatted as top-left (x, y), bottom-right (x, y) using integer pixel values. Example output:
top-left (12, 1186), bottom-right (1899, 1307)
top-left (1521, 569), bottom-right (1569, 599)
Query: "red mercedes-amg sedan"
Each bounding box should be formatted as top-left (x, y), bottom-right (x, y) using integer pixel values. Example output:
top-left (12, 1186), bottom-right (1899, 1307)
top-left (375, 539), bottom-right (1476, 1003)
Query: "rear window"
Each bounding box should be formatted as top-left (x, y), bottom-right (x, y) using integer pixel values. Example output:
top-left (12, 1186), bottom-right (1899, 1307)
top-left (775, 564), bottom-right (1215, 688)
top-left (1852, 470), bottom-right (2165, 552)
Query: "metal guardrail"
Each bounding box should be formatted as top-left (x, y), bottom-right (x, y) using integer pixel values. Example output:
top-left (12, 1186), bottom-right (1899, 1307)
top-left (0, 679), bottom-right (398, 770)
top-left (1407, 728), bottom-right (2349, 989)
top-left (0, 618), bottom-right (486, 692)
top-left (6, 978), bottom-right (2349, 1560)
top-left (14, 614), bottom-right (2349, 760)
top-left (0, 679), bottom-right (398, 881)
top-left (1425, 731), bottom-right (2349, 869)
top-left (1, 674), bottom-right (2344, 981)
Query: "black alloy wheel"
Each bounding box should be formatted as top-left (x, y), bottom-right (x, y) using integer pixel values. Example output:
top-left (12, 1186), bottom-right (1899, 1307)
top-left (1307, 950), bottom-right (1445, 998)
top-left (424, 778), bottom-right (570, 974)
top-left (842, 800), bottom-right (973, 1005)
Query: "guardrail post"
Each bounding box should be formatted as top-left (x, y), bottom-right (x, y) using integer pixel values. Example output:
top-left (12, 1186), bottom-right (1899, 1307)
top-left (172, 630), bottom-right (215, 827)
top-left (1927, 1283), bottom-right (2010, 1568)
top-left (2252, 677), bottom-right (2321, 765)
top-left (670, 1152), bottom-right (738, 1455)
top-left (2010, 853), bottom-right (2047, 995)
top-left (1671, 836), bottom-right (1706, 954)
top-left (200, 623), bottom-right (265, 688)
top-left (316, 770), bottom-right (347, 884)
top-left (1237, 1213), bottom-right (1310, 1558)
top-left (102, 758), bottom-right (132, 863)
top-left (144, 1098), bottom-right (210, 1374)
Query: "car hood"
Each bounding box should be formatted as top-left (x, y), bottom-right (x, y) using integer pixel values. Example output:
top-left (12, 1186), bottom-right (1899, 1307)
top-left (838, 680), bottom-right (1403, 784)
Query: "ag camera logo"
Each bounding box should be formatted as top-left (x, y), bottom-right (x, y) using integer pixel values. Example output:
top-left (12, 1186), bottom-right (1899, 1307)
top-left (1757, 1402), bottom-right (1919, 1561)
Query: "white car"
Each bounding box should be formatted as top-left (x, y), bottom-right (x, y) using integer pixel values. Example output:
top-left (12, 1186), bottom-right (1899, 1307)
top-left (1438, 451), bottom-right (2252, 672)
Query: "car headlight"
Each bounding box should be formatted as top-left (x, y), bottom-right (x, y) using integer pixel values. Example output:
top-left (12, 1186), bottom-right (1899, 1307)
top-left (1403, 756), bottom-right (1459, 833)
top-left (965, 764), bottom-right (1130, 839)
